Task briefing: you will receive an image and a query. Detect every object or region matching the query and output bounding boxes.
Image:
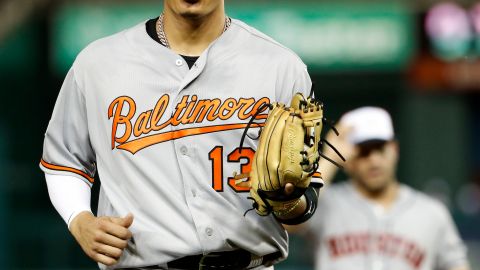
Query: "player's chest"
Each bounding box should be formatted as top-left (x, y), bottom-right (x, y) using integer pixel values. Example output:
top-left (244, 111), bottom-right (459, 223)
top-left (87, 53), bottom-right (281, 98)
top-left (85, 68), bottom-right (278, 154)
top-left (90, 64), bottom-right (277, 118)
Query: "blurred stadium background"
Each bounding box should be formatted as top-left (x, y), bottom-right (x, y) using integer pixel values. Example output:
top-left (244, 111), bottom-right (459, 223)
top-left (0, 0), bottom-right (479, 269)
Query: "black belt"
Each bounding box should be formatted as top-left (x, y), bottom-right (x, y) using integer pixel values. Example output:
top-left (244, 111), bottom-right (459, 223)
top-left (133, 249), bottom-right (282, 270)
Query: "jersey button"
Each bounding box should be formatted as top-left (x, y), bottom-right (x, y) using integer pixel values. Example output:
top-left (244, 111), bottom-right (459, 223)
top-left (205, 227), bottom-right (213, 236)
top-left (176, 59), bottom-right (183, 66)
top-left (191, 189), bottom-right (197, 197)
top-left (179, 146), bottom-right (188, 155)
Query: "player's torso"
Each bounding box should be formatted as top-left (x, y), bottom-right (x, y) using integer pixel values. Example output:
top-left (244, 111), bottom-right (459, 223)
top-left (73, 21), bottom-right (304, 267)
top-left (312, 183), bottom-right (440, 270)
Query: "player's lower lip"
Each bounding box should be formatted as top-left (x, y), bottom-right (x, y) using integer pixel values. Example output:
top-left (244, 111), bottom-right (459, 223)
top-left (368, 169), bottom-right (383, 177)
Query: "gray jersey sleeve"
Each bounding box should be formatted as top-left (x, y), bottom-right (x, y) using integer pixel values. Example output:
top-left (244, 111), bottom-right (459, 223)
top-left (40, 67), bottom-right (96, 185)
top-left (434, 205), bottom-right (469, 270)
top-left (276, 64), bottom-right (312, 104)
top-left (293, 66), bottom-right (313, 98)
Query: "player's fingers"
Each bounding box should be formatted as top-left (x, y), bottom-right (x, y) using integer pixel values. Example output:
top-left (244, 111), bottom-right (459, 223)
top-left (284, 183), bottom-right (295, 195)
top-left (121, 213), bottom-right (134, 228)
top-left (92, 252), bottom-right (118, 266)
top-left (94, 244), bottom-right (123, 260)
top-left (97, 232), bottom-right (129, 249)
top-left (109, 213), bottom-right (134, 228)
top-left (103, 222), bottom-right (133, 240)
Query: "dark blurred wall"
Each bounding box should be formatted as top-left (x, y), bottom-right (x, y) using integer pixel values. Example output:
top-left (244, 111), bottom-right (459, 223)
top-left (0, 16), bottom-right (97, 269)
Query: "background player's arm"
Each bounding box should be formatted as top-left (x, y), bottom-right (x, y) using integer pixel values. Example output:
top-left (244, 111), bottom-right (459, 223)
top-left (434, 204), bottom-right (471, 270)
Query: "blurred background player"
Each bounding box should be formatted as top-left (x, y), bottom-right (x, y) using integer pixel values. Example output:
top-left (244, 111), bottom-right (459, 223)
top-left (292, 107), bottom-right (471, 270)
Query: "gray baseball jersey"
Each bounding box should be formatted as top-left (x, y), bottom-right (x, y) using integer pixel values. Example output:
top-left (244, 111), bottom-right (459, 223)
top-left (305, 181), bottom-right (468, 270)
top-left (40, 19), bottom-right (320, 269)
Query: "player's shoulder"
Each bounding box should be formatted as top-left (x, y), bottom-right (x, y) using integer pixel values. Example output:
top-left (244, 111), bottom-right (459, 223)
top-left (70, 22), bottom-right (143, 85)
top-left (403, 184), bottom-right (452, 220)
top-left (73, 22), bottom-right (140, 69)
top-left (230, 19), bottom-right (306, 67)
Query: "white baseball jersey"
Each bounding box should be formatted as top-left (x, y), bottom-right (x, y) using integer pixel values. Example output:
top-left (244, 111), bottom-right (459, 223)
top-left (40, 19), bottom-right (319, 269)
top-left (305, 181), bottom-right (468, 270)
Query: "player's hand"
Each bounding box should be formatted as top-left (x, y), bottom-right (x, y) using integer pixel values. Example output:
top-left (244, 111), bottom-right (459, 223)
top-left (276, 183), bottom-right (307, 219)
top-left (69, 211), bottom-right (134, 266)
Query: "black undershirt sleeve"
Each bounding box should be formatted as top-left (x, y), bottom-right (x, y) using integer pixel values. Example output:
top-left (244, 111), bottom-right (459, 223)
top-left (145, 17), bottom-right (199, 69)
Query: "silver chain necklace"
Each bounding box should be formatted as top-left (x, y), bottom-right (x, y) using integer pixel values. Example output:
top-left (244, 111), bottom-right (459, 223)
top-left (156, 12), bottom-right (231, 49)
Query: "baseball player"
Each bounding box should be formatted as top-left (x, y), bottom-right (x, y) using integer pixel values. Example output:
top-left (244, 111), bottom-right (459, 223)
top-left (292, 107), bottom-right (470, 270)
top-left (40, 0), bottom-right (322, 269)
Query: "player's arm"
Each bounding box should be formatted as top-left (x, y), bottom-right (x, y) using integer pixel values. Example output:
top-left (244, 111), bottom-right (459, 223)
top-left (45, 173), bottom-right (133, 266)
top-left (40, 67), bottom-right (133, 266)
top-left (434, 204), bottom-right (471, 270)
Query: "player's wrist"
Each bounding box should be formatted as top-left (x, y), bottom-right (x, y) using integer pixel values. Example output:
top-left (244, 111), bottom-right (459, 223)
top-left (272, 195), bottom-right (307, 220)
top-left (68, 209), bottom-right (93, 229)
top-left (69, 211), bottom-right (94, 234)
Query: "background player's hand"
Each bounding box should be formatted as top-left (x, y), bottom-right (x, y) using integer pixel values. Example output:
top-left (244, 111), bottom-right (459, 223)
top-left (324, 122), bottom-right (355, 164)
top-left (69, 211), bottom-right (134, 266)
top-left (318, 123), bottom-right (354, 183)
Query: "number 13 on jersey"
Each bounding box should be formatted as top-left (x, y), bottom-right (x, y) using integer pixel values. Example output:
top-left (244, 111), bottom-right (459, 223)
top-left (208, 146), bottom-right (254, 192)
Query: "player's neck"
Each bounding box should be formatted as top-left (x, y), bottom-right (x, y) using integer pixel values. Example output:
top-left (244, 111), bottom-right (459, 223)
top-left (163, 9), bottom-right (226, 56)
top-left (354, 180), bottom-right (399, 208)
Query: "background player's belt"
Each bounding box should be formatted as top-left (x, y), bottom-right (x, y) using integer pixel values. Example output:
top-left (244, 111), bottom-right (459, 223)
top-left (129, 249), bottom-right (282, 270)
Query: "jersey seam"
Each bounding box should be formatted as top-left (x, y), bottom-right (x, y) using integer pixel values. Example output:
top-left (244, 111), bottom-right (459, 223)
top-left (122, 22), bottom-right (170, 74)
top-left (40, 159), bottom-right (94, 184)
top-left (64, 67), bottom-right (97, 161)
top-left (291, 68), bottom-right (305, 97)
top-left (231, 19), bottom-right (307, 67)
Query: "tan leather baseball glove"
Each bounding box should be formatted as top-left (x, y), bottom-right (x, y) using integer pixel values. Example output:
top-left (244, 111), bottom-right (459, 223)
top-left (235, 92), bottom-right (341, 216)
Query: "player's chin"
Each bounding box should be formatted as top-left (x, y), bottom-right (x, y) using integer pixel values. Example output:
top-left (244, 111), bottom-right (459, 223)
top-left (364, 178), bottom-right (390, 193)
top-left (179, 10), bottom-right (204, 19)
top-left (177, 0), bottom-right (204, 16)
top-left (359, 175), bottom-right (389, 192)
